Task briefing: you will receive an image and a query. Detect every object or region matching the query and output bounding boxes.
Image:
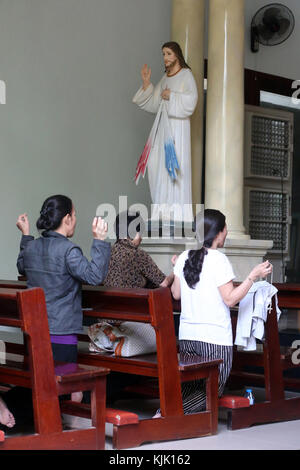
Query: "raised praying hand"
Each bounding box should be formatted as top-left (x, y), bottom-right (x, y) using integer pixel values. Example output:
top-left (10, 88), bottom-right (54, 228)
top-left (92, 217), bottom-right (108, 241)
top-left (16, 213), bottom-right (30, 236)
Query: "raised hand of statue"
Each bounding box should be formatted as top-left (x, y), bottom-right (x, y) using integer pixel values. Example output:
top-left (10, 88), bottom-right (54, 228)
top-left (141, 64), bottom-right (151, 90)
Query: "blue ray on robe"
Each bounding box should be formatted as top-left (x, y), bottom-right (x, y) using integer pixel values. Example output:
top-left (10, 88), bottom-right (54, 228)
top-left (164, 139), bottom-right (180, 180)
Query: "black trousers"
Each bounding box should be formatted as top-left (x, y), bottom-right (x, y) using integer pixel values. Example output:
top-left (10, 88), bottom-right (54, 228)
top-left (51, 342), bottom-right (78, 363)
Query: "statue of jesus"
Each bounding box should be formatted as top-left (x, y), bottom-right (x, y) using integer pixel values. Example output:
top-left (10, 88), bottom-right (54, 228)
top-left (133, 41), bottom-right (198, 223)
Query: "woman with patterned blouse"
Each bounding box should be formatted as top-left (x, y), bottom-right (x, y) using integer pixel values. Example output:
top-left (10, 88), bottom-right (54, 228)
top-left (103, 211), bottom-right (174, 404)
top-left (104, 211), bottom-right (174, 289)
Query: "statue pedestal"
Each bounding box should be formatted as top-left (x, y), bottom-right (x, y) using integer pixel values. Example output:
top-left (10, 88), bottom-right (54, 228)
top-left (220, 238), bottom-right (273, 282)
top-left (146, 219), bottom-right (194, 239)
top-left (141, 237), bottom-right (196, 276)
top-left (142, 220), bottom-right (196, 274)
top-left (142, 233), bottom-right (273, 282)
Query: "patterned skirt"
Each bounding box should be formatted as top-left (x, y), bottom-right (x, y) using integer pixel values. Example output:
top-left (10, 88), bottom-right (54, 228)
top-left (179, 339), bottom-right (233, 414)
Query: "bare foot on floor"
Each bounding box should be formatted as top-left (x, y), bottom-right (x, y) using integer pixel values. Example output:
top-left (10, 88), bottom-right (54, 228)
top-left (0, 398), bottom-right (15, 428)
top-left (71, 391), bottom-right (83, 403)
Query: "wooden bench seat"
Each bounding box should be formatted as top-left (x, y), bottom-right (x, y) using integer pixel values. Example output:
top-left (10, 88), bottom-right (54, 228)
top-left (4, 280), bottom-right (300, 437)
top-left (3, 331), bottom-right (222, 439)
top-left (0, 286), bottom-right (110, 450)
top-left (223, 283), bottom-right (300, 430)
top-left (0, 281), bottom-right (223, 449)
top-left (75, 285), bottom-right (223, 449)
top-left (1, 351), bottom-right (140, 425)
top-left (5, 279), bottom-right (300, 438)
top-left (78, 341), bottom-right (159, 376)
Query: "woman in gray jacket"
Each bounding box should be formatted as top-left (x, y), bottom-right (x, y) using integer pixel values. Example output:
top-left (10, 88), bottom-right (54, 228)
top-left (16, 194), bottom-right (111, 369)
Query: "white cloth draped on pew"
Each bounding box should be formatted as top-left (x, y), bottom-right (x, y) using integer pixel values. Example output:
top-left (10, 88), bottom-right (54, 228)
top-left (234, 281), bottom-right (281, 351)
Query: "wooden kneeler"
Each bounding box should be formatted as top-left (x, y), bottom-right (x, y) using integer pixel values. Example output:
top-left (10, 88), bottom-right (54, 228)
top-left (219, 395), bottom-right (251, 409)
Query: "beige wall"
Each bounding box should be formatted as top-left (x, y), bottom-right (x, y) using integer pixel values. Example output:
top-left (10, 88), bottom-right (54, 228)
top-left (0, 0), bottom-right (171, 278)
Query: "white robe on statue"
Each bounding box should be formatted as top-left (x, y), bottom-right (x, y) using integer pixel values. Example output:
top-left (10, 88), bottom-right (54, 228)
top-left (133, 68), bottom-right (198, 223)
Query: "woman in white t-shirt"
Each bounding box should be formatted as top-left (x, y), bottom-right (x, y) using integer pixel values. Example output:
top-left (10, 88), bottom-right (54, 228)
top-left (171, 209), bottom-right (272, 414)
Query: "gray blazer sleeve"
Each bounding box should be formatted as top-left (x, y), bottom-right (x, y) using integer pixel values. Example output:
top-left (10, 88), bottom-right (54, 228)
top-left (66, 239), bottom-right (111, 285)
top-left (17, 235), bottom-right (35, 275)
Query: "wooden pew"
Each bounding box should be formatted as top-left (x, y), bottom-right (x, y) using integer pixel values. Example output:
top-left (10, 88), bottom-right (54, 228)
top-left (221, 283), bottom-right (300, 430)
top-left (0, 286), bottom-right (110, 450)
top-left (0, 280), bottom-right (222, 449)
top-left (77, 285), bottom-right (222, 449)
top-left (4, 280), bottom-right (300, 436)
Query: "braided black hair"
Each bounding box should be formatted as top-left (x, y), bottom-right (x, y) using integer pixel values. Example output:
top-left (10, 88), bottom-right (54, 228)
top-left (183, 209), bottom-right (226, 289)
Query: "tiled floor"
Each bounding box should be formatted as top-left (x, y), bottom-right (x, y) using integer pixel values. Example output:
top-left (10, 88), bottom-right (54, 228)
top-left (3, 387), bottom-right (300, 451)
top-left (62, 388), bottom-right (300, 450)
top-left (63, 410), bottom-right (300, 451)
top-left (123, 419), bottom-right (300, 451)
